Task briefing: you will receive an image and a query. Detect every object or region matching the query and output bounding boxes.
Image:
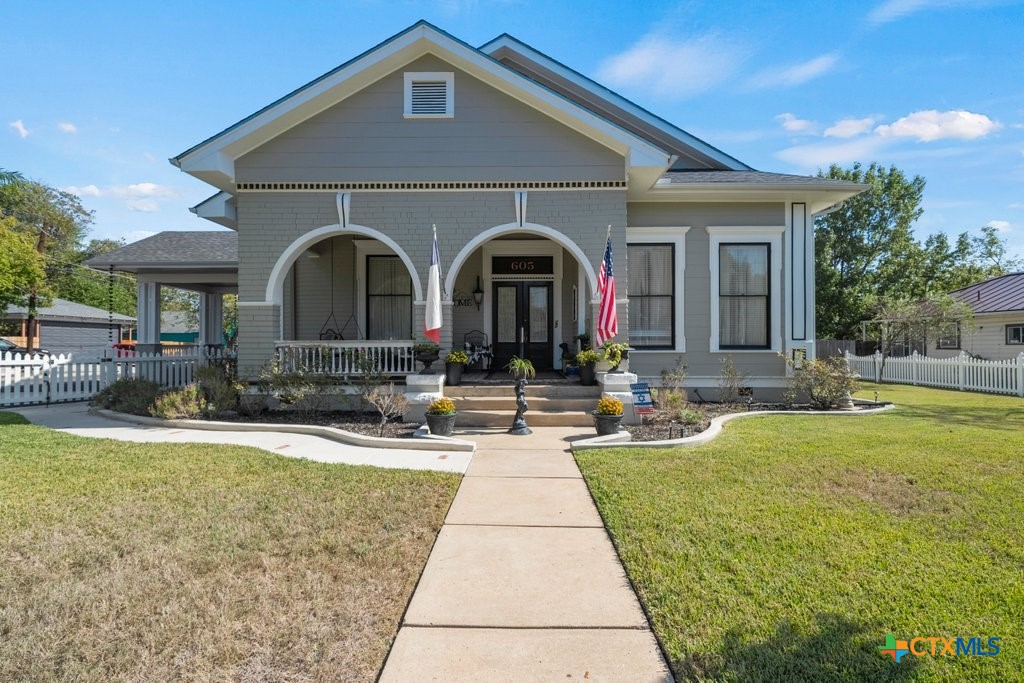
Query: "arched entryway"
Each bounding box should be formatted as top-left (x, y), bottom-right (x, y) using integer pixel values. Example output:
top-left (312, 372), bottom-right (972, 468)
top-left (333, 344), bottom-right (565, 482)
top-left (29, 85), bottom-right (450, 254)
top-left (445, 223), bottom-right (597, 371)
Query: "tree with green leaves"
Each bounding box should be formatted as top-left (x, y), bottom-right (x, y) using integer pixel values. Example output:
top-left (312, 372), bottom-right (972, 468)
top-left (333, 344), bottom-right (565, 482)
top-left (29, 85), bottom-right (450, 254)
top-left (863, 293), bottom-right (973, 380)
top-left (0, 168), bottom-right (24, 186)
top-left (0, 216), bottom-right (47, 316)
top-left (55, 239), bottom-right (137, 317)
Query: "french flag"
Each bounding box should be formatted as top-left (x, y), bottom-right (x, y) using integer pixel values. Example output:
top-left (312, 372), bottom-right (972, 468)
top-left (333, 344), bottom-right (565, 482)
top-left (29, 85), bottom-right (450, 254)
top-left (424, 226), bottom-right (442, 344)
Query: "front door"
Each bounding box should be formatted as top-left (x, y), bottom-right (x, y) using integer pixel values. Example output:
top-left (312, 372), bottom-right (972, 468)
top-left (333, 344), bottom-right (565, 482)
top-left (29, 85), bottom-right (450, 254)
top-left (492, 282), bottom-right (553, 370)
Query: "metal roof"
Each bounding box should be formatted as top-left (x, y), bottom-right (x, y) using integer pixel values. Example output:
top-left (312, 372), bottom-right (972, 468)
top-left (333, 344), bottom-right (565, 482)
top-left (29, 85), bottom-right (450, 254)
top-left (3, 298), bottom-right (135, 323)
top-left (950, 272), bottom-right (1024, 313)
top-left (86, 231), bottom-right (238, 270)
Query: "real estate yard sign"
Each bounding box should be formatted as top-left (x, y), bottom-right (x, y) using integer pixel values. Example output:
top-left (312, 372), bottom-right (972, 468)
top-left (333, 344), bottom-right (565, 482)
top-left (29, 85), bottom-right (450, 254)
top-left (631, 382), bottom-right (654, 415)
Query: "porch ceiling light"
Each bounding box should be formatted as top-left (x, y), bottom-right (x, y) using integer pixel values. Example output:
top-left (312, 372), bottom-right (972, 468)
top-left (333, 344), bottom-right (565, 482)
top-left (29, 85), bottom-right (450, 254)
top-left (473, 276), bottom-right (484, 309)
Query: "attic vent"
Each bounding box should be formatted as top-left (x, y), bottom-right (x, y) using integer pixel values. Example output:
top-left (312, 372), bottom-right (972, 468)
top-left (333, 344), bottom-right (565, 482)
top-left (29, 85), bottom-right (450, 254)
top-left (404, 72), bottom-right (454, 118)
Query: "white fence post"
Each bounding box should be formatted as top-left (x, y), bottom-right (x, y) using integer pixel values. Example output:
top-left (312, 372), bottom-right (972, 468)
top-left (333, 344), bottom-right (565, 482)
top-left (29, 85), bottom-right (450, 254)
top-left (1017, 352), bottom-right (1024, 398)
top-left (873, 351), bottom-right (882, 383)
top-left (958, 352), bottom-right (966, 392)
top-left (911, 352), bottom-right (919, 386)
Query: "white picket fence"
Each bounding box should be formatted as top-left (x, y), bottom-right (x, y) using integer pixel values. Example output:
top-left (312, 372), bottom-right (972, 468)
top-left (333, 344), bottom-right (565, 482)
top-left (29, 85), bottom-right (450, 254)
top-left (0, 349), bottom-right (226, 408)
top-left (845, 351), bottom-right (1024, 397)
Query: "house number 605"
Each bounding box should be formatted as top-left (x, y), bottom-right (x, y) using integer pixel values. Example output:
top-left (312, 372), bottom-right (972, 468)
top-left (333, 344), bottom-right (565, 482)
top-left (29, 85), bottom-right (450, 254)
top-left (510, 260), bottom-right (535, 271)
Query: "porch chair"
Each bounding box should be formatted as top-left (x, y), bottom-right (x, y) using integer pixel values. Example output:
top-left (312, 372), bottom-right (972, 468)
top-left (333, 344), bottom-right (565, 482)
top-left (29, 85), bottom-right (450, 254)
top-left (463, 330), bottom-right (492, 371)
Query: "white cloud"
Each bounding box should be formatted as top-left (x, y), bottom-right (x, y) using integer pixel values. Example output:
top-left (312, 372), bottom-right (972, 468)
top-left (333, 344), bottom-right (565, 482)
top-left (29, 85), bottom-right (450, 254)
top-left (825, 117), bottom-right (878, 138)
top-left (747, 53), bottom-right (839, 90)
top-left (986, 219), bottom-right (1012, 233)
top-left (596, 32), bottom-right (748, 99)
top-left (775, 136), bottom-right (887, 168)
top-left (875, 110), bottom-right (1001, 141)
top-left (106, 182), bottom-right (178, 199)
top-left (775, 113), bottom-right (819, 135)
top-left (64, 184), bottom-right (102, 197)
top-left (868, 0), bottom-right (992, 25)
top-left (9, 119), bottom-right (30, 138)
top-left (57, 122), bottom-right (77, 134)
top-left (127, 199), bottom-right (161, 213)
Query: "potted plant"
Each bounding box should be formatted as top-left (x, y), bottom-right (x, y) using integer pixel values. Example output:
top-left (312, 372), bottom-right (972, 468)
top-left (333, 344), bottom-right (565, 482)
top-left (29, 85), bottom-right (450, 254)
top-left (602, 341), bottom-right (630, 372)
top-left (592, 395), bottom-right (624, 436)
top-left (425, 396), bottom-right (457, 436)
top-left (445, 349), bottom-right (470, 386)
top-left (505, 356), bottom-right (536, 380)
top-left (576, 348), bottom-right (600, 386)
top-left (413, 341), bottom-right (440, 373)
top-left (575, 333), bottom-right (592, 352)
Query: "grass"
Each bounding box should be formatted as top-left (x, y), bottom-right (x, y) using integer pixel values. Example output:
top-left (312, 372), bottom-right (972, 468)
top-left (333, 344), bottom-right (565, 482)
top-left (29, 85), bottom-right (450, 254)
top-left (575, 384), bottom-right (1024, 682)
top-left (0, 412), bottom-right (461, 681)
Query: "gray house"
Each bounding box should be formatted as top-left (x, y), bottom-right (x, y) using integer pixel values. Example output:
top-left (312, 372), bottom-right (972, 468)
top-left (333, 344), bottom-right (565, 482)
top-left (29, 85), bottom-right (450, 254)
top-left (1, 298), bottom-right (135, 356)
top-left (92, 21), bottom-right (864, 402)
top-left (928, 272), bottom-right (1024, 360)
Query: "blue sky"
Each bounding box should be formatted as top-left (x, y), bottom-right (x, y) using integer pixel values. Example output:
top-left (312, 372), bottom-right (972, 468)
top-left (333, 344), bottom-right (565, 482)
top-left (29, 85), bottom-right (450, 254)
top-left (2, 0), bottom-right (1022, 254)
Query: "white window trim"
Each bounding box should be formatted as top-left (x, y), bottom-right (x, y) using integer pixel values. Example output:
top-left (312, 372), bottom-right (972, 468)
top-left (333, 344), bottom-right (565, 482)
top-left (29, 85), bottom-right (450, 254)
top-left (626, 227), bottom-right (689, 353)
top-left (354, 239), bottom-right (407, 339)
top-left (403, 71), bottom-right (454, 119)
top-left (707, 226), bottom-right (785, 353)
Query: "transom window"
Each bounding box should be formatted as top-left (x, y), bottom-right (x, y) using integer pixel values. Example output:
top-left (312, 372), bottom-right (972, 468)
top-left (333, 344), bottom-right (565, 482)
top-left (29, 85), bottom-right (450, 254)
top-left (627, 243), bottom-right (674, 349)
top-left (719, 243), bottom-right (770, 349)
top-left (403, 72), bottom-right (454, 118)
top-left (366, 256), bottom-right (412, 340)
top-left (1007, 324), bottom-right (1024, 345)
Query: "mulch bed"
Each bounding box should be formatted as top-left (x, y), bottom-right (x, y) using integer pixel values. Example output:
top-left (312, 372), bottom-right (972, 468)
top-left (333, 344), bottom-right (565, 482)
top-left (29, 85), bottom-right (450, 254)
top-left (626, 402), bottom-right (804, 442)
top-left (224, 411), bottom-right (419, 439)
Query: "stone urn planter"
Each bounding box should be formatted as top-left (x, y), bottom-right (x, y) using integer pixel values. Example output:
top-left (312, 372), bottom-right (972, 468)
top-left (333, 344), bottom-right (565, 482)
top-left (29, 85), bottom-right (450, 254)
top-left (425, 397), bottom-right (457, 436)
top-left (414, 343), bottom-right (440, 374)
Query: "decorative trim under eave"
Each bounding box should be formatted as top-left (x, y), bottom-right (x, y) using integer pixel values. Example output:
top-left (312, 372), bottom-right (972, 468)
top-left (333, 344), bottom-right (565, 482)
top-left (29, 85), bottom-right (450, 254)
top-left (236, 180), bottom-right (627, 192)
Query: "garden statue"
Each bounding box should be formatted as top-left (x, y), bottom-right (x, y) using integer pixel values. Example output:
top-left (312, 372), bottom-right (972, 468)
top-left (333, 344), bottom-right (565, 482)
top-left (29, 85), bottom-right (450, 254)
top-left (508, 378), bottom-right (532, 435)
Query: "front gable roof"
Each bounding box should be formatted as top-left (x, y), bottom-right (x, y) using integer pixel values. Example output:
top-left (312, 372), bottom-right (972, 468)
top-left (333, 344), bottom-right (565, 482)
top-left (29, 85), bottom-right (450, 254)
top-left (171, 20), bottom-right (671, 192)
top-left (479, 33), bottom-right (750, 172)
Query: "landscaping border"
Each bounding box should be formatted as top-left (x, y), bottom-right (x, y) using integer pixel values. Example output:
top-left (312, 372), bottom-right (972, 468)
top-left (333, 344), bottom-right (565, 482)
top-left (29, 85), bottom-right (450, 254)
top-left (91, 408), bottom-right (477, 452)
top-left (570, 403), bottom-right (895, 451)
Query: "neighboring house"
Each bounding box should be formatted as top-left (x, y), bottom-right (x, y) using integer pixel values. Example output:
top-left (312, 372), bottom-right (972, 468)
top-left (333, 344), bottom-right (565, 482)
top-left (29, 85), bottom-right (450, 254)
top-left (89, 21), bottom-right (864, 398)
top-left (1, 298), bottom-right (135, 356)
top-left (927, 273), bottom-right (1024, 360)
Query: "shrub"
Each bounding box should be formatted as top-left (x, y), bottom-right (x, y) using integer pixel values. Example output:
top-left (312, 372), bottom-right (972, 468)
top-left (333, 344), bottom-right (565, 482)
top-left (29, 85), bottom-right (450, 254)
top-left (783, 355), bottom-right (861, 409)
top-left (505, 356), bottom-right (536, 379)
top-left (596, 395), bottom-right (624, 416)
top-left (426, 397), bottom-right (456, 415)
top-left (150, 385), bottom-right (207, 420)
top-left (257, 360), bottom-right (333, 419)
top-left (576, 349), bottom-right (600, 366)
top-left (445, 349), bottom-right (470, 365)
top-left (195, 366), bottom-right (242, 418)
top-left (365, 383), bottom-right (408, 437)
top-left (718, 355), bottom-right (749, 403)
top-left (601, 341), bottom-right (628, 369)
top-left (90, 378), bottom-right (161, 416)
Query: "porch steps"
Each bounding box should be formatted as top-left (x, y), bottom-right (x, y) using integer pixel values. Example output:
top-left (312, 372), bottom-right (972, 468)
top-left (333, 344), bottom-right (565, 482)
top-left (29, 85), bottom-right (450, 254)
top-left (445, 383), bottom-right (601, 427)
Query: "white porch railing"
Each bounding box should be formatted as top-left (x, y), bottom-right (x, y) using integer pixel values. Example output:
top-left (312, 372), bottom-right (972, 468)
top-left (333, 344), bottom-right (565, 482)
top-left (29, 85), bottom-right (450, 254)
top-left (845, 351), bottom-right (1024, 397)
top-left (275, 341), bottom-right (417, 375)
top-left (0, 349), bottom-right (226, 407)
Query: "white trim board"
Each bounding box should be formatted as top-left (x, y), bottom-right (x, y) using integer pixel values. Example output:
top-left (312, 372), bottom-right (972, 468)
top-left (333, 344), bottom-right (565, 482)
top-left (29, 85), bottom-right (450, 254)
top-left (706, 226), bottom-right (785, 354)
top-left (625, 227), bottom-right (689, 353)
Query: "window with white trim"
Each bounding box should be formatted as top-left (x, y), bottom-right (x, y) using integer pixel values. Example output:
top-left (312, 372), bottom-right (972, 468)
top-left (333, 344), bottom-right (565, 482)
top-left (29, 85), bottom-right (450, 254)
top-left (627, 243), bottom-right (674, 349)
top-left (404, 72), bottom-right (454, 118)
top-left (366, 256), bottom-right (412, 339)
top-left (936, 322), bottom-right (960, 349)
top-left (719, 244), bottom-right (770, 349)
top-left (1007, 324), bottom-right (1024, 345)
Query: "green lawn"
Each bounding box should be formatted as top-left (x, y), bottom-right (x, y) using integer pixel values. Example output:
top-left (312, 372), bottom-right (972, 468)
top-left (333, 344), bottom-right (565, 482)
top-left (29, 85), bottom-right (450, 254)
top-left (575, 385), bottom-right (1024, 682)
top-left (0, 412), bottom-right (460, 681)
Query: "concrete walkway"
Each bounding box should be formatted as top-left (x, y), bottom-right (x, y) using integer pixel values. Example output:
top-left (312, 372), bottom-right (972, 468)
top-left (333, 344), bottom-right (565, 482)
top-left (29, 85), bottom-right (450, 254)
top-left (10, 403), bottom-right (471, 473)
top-left (380, 427), bottom-right (672, 681)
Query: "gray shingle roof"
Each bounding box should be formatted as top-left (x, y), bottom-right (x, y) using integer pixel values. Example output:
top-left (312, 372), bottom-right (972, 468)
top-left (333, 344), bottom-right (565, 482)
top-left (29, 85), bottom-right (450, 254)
top-left (950, 272), bottom-right (1024, 313)
top-left (657, 170), bottom-right (868, 190)
top-left (86, 231), bottom-right (238, 268)
top-left (4, 298), bottom-right (135, 323)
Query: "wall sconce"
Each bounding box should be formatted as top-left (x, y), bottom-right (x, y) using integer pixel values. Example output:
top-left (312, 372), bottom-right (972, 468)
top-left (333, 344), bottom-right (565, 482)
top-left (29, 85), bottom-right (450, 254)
top-left (473, 276), bottom-right (484, 310)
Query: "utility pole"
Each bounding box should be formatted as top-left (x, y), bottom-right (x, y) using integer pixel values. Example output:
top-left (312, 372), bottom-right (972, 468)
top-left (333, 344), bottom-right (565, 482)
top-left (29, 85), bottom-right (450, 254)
top-left (25, 221), bottom-right (48, 354)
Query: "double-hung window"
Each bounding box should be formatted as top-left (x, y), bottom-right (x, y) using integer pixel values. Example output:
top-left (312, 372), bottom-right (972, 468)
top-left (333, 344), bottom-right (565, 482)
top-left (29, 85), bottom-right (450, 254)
top-left (936, 322), bottom-right (961, 349)
top-left (1007, 324), bottom-right (1024, 345)
top-left (718, 244), bottom-right (770, 349)
top-left (627, 243), bottom-right (674, 349)
top-left (366, 256), bottom-right (412, 340)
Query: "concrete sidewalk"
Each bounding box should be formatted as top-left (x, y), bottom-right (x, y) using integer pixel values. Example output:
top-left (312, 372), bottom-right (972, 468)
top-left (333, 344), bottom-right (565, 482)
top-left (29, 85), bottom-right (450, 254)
top-left (10, 403), bottom-right (471, 473)
top-left (380, 427), bottom-right (672, 681)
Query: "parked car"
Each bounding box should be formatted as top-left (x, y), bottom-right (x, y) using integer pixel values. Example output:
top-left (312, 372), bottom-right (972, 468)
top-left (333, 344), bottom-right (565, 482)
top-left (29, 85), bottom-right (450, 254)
top-left (0, 338), bottom-right (51, 357)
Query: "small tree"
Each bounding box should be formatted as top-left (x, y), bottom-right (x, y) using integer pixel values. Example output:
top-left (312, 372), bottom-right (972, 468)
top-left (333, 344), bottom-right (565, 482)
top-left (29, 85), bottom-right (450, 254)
top-left (782, 354), bottom-right (860, 409)
top-left (718, 355), bottom-right (749, 403)
top-left (865, 294), bottom-right (973, 381)
top-left (350, 351), bottom-right (406, 435)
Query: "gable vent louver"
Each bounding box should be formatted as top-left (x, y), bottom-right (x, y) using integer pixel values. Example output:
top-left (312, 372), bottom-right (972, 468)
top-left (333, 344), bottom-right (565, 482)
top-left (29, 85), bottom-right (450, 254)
top-left (410, 81), bottom-right (448, 115)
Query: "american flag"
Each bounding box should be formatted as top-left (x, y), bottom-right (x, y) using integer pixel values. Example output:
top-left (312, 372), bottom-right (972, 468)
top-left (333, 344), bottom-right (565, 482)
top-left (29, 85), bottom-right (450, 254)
top-left (596, 231), bottom-right (618, 346)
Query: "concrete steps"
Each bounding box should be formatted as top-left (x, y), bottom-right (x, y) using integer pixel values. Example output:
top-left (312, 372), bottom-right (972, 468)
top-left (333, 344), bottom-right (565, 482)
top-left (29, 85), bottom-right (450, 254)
top-left (445, 383), bottom-right (600, 427)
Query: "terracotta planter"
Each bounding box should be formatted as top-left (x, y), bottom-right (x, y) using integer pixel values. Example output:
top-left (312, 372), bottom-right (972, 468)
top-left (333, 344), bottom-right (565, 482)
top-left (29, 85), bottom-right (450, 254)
top-left (425, 411), bottom-right (457, 436)
top-left (579, 363), bottom-right (597, 386)
top-left (592, 411), bottom-right (623, 436)
top-left (445, 362), bottom-right (465, 386)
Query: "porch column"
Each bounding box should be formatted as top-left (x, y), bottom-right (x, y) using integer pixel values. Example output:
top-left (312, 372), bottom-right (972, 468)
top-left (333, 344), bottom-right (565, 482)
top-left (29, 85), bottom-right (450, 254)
top-left (136, 281), bottom-right (161, 354)
top-left (198, 292), bottom-right (224, 348)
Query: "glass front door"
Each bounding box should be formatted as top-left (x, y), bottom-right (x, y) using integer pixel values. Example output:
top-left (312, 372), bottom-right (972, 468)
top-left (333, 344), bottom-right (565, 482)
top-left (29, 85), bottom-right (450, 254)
top-left (492, 281), bottom-right (553, 370)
